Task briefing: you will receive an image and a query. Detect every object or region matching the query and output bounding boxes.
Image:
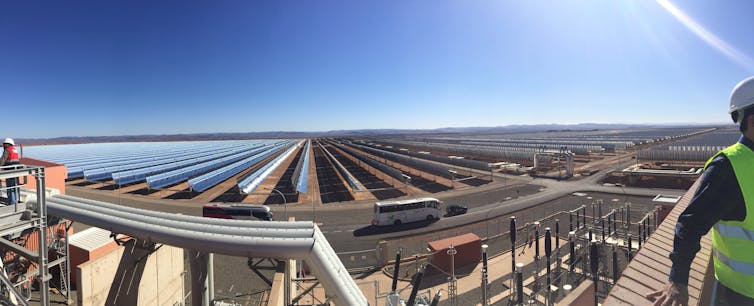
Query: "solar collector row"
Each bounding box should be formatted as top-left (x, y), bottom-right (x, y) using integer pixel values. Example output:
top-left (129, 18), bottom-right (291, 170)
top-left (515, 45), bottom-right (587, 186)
top-left (146, 141), bottom-right (284, 189)
top-left (317, 142), bottom-right (364, 192)
top-left (344, 142), bottom-right (453, 180)
top-left (59, 144), bottom-right (204, 168)
top-left (70, 143), bottom-right (248, 179)
top-left (332, 142), bottom-right (404, 182)
top-left (352, 140), bottom-right (492, 171)
top-left (237, 140), bottom-right (301, 194)
top-left (290, 140), bottom-right (311, 194)
top-left (325, 143), bottom-right (405, 200)
top-left (25, 141), bottom-right (252, 178)
top-left (25, 140), bottom-right (248, 163)
top-left (83, 142), bottom-right (258, 181)
top-left (192, 140), bottom-right (297, 193)
top-left (26, 141), bottom-right (208, 165)
top-left (377, 138), bottom-right (591, 155)
top-left (111, 143), bottom-right (268, 186)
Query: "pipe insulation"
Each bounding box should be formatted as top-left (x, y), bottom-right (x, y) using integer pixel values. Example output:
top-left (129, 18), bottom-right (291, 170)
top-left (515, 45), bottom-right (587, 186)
top-left (33, 195), bottom-right (368, 306)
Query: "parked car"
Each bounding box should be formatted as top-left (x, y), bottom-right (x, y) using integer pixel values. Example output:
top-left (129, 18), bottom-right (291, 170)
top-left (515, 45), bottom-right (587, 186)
top-left (202, 204), bottom-right (273, 221)
top-left (445, 204), bottom-right (468, 217)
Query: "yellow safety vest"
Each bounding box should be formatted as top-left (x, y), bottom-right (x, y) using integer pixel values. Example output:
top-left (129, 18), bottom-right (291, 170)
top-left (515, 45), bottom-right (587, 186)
top-left (707, 142), bottom-right (754, 298)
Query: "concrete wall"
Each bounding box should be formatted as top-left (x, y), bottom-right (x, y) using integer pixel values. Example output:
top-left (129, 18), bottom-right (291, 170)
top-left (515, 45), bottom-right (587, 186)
top-left (76, 240), bottom-right (184, 306)
top-left (69, 238), bottom-right (120, 288)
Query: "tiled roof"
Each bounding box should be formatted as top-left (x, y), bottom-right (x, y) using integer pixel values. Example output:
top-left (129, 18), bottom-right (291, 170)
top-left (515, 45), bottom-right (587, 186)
top-left (603, 180), bottom-right (714, 306)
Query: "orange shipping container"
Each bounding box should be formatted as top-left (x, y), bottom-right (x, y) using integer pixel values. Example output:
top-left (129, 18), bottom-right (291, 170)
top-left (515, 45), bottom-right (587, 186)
top-left (427, 233), bottom-right (482, 274)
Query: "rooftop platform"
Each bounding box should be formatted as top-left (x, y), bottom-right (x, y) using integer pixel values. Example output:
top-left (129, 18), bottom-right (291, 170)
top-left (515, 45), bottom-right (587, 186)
top-left (604, 179), bottom-right (714, 305)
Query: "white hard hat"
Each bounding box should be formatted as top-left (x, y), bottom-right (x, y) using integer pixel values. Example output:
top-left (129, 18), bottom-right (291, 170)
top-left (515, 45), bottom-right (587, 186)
top-left (730, 76), bottom-right (754, 124)
top-left (2, 138), bottom-right (13, 146)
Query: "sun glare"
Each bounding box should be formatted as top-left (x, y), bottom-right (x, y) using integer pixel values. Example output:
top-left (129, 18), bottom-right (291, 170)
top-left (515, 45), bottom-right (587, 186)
top-left (657, 0), bottom-right (754, 73)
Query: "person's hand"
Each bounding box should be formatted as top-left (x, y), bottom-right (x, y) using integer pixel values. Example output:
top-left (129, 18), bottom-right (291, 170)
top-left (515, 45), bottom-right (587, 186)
top-left (646, 282), bottom-right (688, 306)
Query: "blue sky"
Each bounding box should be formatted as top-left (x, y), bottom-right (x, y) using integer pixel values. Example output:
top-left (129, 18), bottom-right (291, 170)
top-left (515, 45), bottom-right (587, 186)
top-left (2, 1), bottom-right (754, 138)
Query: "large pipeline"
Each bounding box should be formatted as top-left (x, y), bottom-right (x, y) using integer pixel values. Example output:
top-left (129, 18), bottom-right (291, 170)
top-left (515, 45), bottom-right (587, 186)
top-left (32, 196), bottom-right (368, 306)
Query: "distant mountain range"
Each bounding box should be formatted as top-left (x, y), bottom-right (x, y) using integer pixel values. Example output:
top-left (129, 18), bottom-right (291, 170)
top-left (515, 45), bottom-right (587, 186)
top-left (18, 123), bottom-right (728, 145)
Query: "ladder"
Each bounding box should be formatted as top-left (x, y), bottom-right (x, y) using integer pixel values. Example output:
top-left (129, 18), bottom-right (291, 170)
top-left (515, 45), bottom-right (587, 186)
top-left (58, 255), bottom-right (68, 297)
top-left (49, 231), bottom-right (70, 302)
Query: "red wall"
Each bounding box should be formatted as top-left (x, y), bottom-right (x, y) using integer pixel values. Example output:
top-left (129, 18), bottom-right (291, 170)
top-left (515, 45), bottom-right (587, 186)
top-left (19, 158), bottom-right (67, 195)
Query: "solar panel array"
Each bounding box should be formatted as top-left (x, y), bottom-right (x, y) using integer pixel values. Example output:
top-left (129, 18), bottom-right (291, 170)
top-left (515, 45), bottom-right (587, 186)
top-left (24, 139), bottom-right (308, 193)
top-left (638, 127), bottom-right (741, 162)
top-left (385, 127), bottom-right (714, 156)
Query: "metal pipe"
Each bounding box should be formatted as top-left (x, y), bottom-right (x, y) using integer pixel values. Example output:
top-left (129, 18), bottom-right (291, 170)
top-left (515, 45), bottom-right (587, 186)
top-left (43, 199), bottom-right (367, 305)
top-left (47, 197), bottom-right (314, 238)
top-left (576, 210), bottom-right (580, 230)
top-left (53, 194), bottom-right (312, 229)
top-left (35, 172), bottom-right (49, 306)
top-left (208, 253), bottom-right (215, 304)
top-left (391, 249), bottom-right (401, 292)
top-left (601, 217), bottom-right (606, 242)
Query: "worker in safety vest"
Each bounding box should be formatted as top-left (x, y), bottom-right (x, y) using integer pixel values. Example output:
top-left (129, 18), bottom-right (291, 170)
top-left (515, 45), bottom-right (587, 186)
top-left (647, 77), bottom-right (754, 305)
top-left (1, 138), bottom-right (20, 205)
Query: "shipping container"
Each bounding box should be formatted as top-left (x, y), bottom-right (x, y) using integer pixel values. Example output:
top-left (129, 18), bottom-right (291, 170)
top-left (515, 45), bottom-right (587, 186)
top-left (427, 233), bottom-right (481, 273)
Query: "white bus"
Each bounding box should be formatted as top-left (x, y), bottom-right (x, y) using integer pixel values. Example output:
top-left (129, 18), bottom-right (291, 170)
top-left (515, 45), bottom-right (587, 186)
top-left (372, 197), bottom-right (443, 226)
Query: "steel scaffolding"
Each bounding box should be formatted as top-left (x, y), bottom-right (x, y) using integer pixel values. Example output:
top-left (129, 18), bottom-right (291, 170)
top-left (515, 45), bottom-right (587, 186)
top-left (0, 164), bottom-right (71, 305)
